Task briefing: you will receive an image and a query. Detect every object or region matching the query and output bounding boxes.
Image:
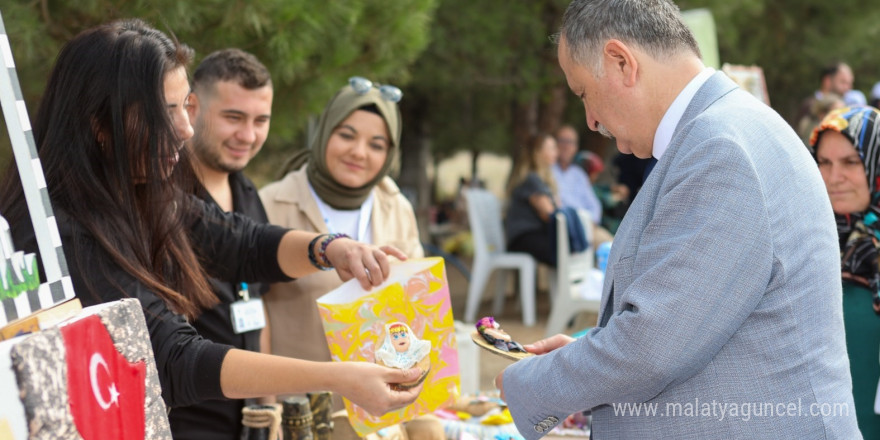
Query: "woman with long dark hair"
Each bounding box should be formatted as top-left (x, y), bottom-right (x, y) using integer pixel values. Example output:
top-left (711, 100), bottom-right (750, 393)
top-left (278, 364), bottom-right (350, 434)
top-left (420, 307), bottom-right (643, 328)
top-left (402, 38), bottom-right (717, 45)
top-left (0, 19), bottom-right (421, 415)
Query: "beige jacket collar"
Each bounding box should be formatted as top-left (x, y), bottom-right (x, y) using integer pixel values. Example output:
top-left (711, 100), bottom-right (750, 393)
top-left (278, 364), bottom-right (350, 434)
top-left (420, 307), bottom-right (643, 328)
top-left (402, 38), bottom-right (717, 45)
top-left (268, 167), bottom-right (404, 238)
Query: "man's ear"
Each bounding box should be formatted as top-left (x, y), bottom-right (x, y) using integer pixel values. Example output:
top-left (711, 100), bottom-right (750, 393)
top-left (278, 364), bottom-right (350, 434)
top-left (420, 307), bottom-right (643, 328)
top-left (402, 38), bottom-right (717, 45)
top-left (186, 91), bottom-right (199, 121)
top-left (603, 39), bottom-right (638, 87)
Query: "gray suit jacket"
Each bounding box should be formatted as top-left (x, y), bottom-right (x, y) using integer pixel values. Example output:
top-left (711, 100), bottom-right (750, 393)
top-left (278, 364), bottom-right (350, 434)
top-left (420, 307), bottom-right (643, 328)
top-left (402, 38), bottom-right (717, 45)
top-left (503, 72), bottom-right (861, 439)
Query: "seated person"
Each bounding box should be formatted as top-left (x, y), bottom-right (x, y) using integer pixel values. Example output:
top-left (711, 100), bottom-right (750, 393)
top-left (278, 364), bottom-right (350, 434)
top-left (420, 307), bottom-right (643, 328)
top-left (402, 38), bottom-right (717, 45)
top-left (551, 125), bottom-right (602, 223)
top-left (504, 132), bottom-right (560, 267)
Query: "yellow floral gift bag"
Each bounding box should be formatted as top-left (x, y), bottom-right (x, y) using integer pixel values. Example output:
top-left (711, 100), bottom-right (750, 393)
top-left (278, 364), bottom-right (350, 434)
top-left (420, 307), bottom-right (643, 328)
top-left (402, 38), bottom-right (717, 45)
top-left (316, 257), bottom-right (460, 436)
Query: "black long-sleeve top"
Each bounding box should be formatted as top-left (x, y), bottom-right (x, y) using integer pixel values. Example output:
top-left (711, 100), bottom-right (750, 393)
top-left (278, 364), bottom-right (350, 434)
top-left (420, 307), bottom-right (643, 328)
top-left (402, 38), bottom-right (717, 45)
top-left (11, 194), bottom-right (292, 407)
top-left (169, 172), bottom-right (273, 440)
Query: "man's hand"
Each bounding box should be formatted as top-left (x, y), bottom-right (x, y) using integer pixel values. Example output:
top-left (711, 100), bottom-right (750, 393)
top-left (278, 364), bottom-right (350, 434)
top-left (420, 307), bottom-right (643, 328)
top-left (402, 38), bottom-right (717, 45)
top-left (523, 333), bottom-right (576, 355)
top-left (495, 334), bottom-right (576, 401)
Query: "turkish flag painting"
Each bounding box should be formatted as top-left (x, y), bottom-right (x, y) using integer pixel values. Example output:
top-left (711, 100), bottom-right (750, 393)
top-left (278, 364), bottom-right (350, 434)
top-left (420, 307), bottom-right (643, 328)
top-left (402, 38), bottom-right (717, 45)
top-left (61, 315), bottom-right (146, 440)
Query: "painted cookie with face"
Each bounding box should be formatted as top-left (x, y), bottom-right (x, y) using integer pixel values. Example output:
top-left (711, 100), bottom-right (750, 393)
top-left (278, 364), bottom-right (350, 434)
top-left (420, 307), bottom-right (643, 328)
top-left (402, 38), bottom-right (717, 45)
top-left (374, 321), bottom-right (431, 389)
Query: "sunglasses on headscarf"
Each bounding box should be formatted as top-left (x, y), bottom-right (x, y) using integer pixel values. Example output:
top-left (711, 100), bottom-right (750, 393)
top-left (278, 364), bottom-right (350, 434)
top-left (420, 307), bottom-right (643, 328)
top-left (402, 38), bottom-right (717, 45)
top-left (348, 76), bottom-right (403, 103)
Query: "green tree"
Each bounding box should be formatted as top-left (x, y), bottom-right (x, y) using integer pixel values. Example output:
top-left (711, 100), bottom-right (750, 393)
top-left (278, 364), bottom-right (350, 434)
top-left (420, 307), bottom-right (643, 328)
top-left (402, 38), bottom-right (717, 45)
top-left (6, 0), bottom-right (880, 223)
top-left (403, 0), bottom-right (570, 168)
top-left (396, 0), bottom-right (574, 228)
top-left (678, 0), bottom-right (880, 122)
top-left (0, 0), bottom-right (438, 183)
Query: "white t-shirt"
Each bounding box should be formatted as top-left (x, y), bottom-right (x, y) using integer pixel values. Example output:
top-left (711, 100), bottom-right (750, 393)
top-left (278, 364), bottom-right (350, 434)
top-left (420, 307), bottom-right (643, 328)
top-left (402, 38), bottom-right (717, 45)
top-left (308, 182), bottom-right (374, 243)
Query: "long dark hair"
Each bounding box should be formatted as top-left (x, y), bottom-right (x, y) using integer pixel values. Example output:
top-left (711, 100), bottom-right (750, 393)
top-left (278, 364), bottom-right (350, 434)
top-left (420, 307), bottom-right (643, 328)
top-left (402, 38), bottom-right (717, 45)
top-left (0, 19), bottom-right (216, 319)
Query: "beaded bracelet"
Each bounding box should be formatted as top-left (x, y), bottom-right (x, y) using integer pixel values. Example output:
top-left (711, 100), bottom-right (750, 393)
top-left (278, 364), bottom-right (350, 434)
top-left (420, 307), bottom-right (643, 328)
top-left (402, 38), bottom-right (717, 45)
top-left (318, 233), bottom-right (350, 269)
top-left (307, 234), bottom-right (330, 270)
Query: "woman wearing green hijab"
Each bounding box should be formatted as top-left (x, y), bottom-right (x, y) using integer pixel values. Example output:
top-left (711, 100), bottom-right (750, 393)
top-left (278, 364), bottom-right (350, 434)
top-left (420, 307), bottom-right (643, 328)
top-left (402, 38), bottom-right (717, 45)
top-left (259, 78), bottom-right (424, 405)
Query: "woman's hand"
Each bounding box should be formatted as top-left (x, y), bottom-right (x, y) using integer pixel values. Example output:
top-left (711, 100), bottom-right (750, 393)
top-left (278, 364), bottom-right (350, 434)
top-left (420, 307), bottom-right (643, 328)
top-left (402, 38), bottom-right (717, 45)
top-left (218, 350), bottom-right (421, 411)
top-left (333, 362), bottom-right (424, 416)
top-left (324, 238), bottom-right (407, 290)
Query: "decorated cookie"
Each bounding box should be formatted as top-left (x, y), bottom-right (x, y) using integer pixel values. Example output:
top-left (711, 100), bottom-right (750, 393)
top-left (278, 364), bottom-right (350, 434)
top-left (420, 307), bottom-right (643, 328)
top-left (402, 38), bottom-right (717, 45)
top-left (374, 321), bottom-right (431, 389)
top-left (471, 317), bottom-right (533, 361)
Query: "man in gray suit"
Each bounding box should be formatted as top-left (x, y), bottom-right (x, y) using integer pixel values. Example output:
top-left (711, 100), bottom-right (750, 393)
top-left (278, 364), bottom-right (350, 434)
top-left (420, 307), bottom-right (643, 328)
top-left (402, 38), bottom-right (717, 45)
top-left (495, 0), bottom-right (861, 438)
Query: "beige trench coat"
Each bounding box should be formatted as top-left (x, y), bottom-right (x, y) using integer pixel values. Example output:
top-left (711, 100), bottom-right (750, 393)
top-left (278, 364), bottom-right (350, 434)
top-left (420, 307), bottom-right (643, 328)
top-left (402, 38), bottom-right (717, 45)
top-left (258, 168), bottom-right (424, 390)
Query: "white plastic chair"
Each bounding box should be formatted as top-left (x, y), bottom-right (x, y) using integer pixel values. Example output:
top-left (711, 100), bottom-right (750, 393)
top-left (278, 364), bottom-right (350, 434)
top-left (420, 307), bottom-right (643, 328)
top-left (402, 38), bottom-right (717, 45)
top-left (545, 209), bottom-right (603, 336)
top-left (462, 188), bottom-right (538, 326)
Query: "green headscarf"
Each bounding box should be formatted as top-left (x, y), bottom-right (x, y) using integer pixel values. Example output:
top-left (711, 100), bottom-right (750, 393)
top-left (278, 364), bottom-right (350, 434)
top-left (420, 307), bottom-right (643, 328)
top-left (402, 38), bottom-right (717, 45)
top-left (280, 83), bottom-right (402, 210)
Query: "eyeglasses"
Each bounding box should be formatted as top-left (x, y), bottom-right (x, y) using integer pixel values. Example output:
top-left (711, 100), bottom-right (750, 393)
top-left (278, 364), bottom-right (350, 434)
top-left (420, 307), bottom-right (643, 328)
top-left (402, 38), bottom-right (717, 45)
top-left (349, 76), bottom-right (403, 103)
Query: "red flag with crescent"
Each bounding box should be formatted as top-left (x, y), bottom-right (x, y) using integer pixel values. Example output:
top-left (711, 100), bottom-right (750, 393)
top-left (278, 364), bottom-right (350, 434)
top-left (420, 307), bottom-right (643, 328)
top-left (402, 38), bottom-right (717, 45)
top-left (61, 314), bottom-right (145, 440)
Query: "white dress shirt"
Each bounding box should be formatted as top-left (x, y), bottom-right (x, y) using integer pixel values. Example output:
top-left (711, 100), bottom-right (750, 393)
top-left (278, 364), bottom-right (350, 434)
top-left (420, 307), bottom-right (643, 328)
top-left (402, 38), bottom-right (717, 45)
top-left (652, 67), bottom-right (716, 160)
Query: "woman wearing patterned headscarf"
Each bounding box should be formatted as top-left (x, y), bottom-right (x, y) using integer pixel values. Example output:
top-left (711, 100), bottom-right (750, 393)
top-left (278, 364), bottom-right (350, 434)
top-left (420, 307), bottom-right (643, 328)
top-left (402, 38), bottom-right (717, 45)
top-left (812, 105), bottom-right (880, 436)
top-left (259, 79), bottom-right (423, 407)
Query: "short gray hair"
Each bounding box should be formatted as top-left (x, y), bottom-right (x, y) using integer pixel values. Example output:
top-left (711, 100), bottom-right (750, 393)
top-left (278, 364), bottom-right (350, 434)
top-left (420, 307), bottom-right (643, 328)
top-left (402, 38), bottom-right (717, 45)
top-left (559, 0), bottom-right (701, 73)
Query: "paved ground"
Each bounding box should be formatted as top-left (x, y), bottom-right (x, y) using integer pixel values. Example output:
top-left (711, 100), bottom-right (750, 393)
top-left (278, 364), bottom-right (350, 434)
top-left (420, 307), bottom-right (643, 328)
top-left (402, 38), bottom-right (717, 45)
top-left (443, 259), bottom-right (599, 393)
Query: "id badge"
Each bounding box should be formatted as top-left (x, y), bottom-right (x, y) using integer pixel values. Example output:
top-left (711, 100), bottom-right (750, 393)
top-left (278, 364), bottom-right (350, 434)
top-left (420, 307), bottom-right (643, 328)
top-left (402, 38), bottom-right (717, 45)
top-left (230, 298), bottom-right (266, 334)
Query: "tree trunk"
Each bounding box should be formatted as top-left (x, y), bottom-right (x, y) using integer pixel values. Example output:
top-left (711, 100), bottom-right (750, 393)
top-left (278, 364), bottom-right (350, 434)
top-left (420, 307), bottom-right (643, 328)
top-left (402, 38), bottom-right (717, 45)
top-left (511, 94), bottom-right (538, 155)
top-left (538, 82), bottom-right (568, 134)
top-left (398, 92), bottom-right (433, 244)
top-left (470, 148), bottom-right (480, 186)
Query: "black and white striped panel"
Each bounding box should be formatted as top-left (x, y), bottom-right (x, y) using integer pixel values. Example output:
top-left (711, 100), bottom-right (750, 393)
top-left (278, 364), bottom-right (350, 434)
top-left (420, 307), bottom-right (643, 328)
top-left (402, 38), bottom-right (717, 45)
top-left (0, 11), bottom-right (74, 327)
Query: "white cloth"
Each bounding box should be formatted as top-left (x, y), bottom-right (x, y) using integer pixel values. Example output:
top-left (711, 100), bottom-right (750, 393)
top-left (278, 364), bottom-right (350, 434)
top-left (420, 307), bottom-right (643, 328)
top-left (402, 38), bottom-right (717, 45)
top-left (308, 182), bottom-right (374, 243)
top-left (874, 378), bottom-right (880, 415)
top-left (844, 89), bottom-right (867, 106)
top-left (876, 349), bottom-right (880, 415)
top-left (871, 82), bottom-right (880, 101)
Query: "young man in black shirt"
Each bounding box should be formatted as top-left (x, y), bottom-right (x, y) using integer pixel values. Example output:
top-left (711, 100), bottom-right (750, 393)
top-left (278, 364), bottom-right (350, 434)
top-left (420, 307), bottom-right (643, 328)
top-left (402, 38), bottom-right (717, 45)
top-left (169, 48), bottom-right (274, 440)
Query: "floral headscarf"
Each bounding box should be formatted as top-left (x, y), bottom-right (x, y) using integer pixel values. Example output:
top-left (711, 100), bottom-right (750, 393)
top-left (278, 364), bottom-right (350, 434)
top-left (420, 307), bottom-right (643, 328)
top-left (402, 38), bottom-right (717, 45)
top-left (811, 106), bottom-right (880, 314)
